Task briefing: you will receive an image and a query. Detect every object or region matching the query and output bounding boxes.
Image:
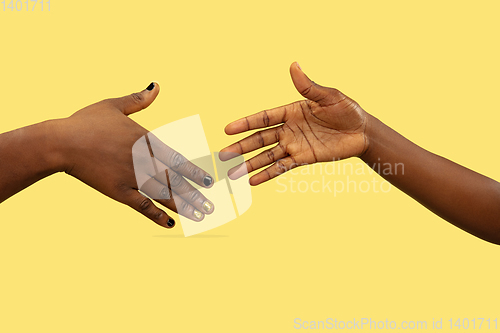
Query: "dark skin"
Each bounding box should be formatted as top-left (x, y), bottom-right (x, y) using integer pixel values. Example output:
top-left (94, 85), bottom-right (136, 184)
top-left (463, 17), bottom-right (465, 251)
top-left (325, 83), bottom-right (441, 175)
top-left (221, 62), bottom-right (500, 245)
top-left (0, 83), bottom-right (215, 228)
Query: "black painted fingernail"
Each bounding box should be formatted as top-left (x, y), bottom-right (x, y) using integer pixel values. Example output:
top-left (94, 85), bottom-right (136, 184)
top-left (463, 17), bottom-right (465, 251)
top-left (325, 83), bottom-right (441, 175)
top-left (146, 82), bottom-right (155, 91)
top-left (167, 218), bottom-right (175, 228)
top-left (203, 176), bottom-right (213, 186)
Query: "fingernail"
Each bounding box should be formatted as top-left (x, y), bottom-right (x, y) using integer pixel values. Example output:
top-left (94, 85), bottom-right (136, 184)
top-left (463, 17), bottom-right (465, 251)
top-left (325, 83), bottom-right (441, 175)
top-left (146, 82), bottom-right (155, 91)
top-left (296, 62), bottom-right (302, 70)
top-left (167, 218), bottom-right (175, 228)
top-left (194, 210), bottom-right (203, 220)
top-left (203, 175), bottom-right (213, 186)
top-left (202, 201), bottom-right (213, 213)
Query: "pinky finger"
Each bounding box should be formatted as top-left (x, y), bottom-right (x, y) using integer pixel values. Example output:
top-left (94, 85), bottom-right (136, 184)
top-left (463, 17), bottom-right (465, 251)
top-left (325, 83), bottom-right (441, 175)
top-left (249, 156), bottom-right (300, 186)
top-left (125, 190), bottom-right (176, 229)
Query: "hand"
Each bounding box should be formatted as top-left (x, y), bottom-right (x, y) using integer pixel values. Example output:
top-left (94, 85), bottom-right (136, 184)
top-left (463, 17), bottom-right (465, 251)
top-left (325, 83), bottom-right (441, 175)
top-left (52, 83), bottom-right (215, 227)
top-left (221, 62), bottom-right (369, 186)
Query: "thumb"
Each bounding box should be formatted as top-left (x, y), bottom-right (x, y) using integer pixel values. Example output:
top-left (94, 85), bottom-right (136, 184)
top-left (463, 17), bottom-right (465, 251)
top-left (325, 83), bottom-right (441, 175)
top-left (115, 82), bottom-right (160, 116)
top-left (289, 62), bottom-right (338, 106)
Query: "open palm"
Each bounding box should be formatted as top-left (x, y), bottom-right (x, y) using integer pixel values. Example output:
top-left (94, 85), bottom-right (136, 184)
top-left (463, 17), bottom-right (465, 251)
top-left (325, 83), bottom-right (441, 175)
top-left (221, 62), bottom-right (368, 186)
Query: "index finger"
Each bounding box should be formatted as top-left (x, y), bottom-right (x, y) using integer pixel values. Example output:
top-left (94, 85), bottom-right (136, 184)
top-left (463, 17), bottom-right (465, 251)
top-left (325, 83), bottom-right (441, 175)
top-left (224, 102), bottom-right (294, 135)
top-left (146, 133), bottom-right (214, 188)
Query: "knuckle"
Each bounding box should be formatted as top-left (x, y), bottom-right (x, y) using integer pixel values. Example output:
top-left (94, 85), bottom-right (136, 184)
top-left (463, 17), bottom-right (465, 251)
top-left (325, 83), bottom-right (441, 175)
top-left (277, 160), bottom-right (287, 174)
top-left (159, 186), bottom-right (171, 200)
top-left (155, 211), bottom-right (163, 220)
top-left (266, 150), bottom-right (275, 162)
top-left (169, 171), bottom-right (183, 188)
top-left (138, 197), bottom-right (152, 211)
top-left (130, 92), bottom-right (144, 105)
top-left (115, 181), bottom-right (130, 193)
top-left (300, 84), bottom-right (313, 96)
top-left (262, 110), bottom-right (270, 127)
top-left (180, 200), bottom-right (190, 213)
top-left (278, 143), bottom-right (287, 154)
top-left (189, 165), bottom-right (201, 180)
top-left (276, 127), bottom-right (285, 141)
top-left (256, 131), bottom-right (265, 146)
top-left (189, 190), bottom-right (200, 202)
top-left (246, 159), bottom-right (254, 172)
top-left (170, 152), bottom-right (186, 170)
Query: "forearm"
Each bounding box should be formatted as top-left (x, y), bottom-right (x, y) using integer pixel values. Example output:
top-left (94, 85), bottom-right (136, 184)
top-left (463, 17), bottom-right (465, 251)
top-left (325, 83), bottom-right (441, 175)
top-left (0, 120), bottom-right (63, 203)
top-left (361, 114), bottom-right (500, 244)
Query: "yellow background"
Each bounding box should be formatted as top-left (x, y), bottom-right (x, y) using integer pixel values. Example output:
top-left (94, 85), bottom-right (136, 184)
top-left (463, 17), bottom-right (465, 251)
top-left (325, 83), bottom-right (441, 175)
top-left (1, 0), bottom-right (499, 332)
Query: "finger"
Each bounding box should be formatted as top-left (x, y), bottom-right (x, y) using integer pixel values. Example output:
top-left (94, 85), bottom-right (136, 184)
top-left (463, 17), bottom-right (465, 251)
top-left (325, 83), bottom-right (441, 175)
top-left (140, 178), bottom-right (206, 222)
top-left (220, 127), bottom-right (280, 161)
top-left (124, 189), bottom-right (176, 228)
top-left (224, 103), bottom-right (293, 135)
top-left (152, 160), bottom-right (215, 214)
top-left (289, 62), bottom-right (341, 107)
top-left (249, 156), bottom-right (300, 186)
top-left (227, 143), bottom-right (287, 180)
top-left (146, 133), bottom-right (214, 188)
top-left (111, 82), bottom-right (160, 116)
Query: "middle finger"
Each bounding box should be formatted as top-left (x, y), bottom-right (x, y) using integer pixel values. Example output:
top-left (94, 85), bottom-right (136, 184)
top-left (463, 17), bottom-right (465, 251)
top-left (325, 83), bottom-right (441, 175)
top-left (220, 127), bottom-right (280, 161)
top-left (154, 159), bottom-right (215, 215)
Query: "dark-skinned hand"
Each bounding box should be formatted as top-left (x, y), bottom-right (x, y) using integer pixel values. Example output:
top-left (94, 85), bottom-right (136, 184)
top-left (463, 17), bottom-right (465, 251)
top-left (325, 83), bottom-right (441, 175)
top-left (52, 83), bottom-right (215, 227)
top-left (221, 62), bottom-right (368, 185)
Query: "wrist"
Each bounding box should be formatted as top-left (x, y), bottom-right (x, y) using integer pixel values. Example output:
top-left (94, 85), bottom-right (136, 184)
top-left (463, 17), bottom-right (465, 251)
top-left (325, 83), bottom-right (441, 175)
top-left (41, 118), bottom-right (70, 173)
top-left (359, 113), bottom-right (384, 163)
